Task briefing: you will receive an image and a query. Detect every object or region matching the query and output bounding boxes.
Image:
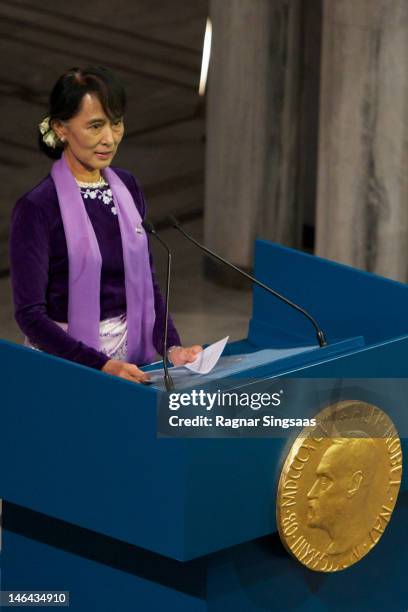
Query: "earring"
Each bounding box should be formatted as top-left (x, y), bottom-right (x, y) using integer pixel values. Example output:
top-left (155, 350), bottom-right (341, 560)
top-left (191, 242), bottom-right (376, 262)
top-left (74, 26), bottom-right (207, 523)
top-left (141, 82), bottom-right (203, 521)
top-left (60, 136), bottom-right (65, 143)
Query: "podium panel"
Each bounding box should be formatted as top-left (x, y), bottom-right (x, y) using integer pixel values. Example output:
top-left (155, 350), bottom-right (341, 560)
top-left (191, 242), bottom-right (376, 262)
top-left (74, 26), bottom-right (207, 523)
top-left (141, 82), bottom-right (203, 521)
top-left (1, 240), bottom-right (407, 610)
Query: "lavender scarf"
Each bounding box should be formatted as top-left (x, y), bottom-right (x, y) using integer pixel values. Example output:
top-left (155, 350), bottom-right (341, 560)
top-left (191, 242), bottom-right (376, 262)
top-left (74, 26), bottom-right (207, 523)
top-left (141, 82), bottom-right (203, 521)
top-left (51, 155), bottom-right (156, 365)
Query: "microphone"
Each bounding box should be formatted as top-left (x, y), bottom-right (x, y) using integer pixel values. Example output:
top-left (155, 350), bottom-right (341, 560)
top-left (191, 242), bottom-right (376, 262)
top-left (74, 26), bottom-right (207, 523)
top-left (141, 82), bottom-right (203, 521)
top-left (142, 220), bottom-right (175, 391)
top-left (167, 215), bottom-right (327, 348)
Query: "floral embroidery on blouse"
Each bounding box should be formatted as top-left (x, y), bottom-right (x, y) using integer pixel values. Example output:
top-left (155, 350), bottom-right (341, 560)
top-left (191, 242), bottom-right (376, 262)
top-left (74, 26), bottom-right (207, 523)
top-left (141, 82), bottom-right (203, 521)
top-left (80, 186), bottom-right (117, 216)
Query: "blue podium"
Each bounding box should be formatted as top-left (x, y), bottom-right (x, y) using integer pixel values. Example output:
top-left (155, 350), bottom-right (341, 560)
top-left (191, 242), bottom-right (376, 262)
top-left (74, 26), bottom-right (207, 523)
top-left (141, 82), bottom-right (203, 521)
top-left (1, 240), bottom-right (407, 611)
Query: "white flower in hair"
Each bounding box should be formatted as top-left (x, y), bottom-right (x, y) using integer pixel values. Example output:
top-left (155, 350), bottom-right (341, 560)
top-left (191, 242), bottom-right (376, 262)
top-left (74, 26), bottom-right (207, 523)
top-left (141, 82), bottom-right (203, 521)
top-left (42, 130), bottom-right (59, 148)
top-left (38, 116), bottom-right (51, 135)
top-left (39, 115), bottom-right (60, 149)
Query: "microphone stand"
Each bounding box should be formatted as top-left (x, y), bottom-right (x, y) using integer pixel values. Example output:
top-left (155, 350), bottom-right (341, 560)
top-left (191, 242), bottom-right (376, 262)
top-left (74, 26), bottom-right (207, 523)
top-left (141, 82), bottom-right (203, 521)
top-left (142, 221), bottom-right (175, 391)
top-left (167, 215), bottom-right (327, 348)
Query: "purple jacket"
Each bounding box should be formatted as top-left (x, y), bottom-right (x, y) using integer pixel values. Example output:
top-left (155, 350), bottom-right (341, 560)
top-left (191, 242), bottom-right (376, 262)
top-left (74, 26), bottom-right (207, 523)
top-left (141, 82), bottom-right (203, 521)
top-left (9, 168), bottom-right (181, 370)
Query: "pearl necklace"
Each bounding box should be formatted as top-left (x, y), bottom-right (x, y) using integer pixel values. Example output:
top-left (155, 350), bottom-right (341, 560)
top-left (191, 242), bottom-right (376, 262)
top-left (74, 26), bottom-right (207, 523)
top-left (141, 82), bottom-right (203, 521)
top-left (75, 177), bottom-right (108, 189)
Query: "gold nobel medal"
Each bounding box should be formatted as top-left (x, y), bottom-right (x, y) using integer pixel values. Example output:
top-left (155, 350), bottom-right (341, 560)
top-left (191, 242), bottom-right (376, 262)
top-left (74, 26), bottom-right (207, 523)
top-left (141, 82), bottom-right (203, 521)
top-left (276, 401), bottom-right (403, 572)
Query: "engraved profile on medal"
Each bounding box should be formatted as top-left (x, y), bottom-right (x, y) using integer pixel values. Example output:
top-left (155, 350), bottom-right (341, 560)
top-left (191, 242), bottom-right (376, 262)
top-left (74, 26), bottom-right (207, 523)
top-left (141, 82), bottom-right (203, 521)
top-left (276, 400), bottom-right (403, 572)
top-left (306, 434), bottom-right (378, 555)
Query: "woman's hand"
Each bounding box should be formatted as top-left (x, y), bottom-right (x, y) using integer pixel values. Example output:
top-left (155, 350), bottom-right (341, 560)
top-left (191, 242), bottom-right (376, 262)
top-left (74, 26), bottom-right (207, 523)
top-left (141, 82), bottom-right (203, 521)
top-left (102, 359), bottom-right (151, 384)
top-left (168, 345), bottom-right (203, 366)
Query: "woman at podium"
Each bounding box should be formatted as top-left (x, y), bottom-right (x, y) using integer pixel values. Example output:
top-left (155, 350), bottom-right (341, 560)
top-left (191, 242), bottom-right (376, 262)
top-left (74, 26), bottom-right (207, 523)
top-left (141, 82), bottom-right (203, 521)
top-left (9, 66), bottom-right (201, 383)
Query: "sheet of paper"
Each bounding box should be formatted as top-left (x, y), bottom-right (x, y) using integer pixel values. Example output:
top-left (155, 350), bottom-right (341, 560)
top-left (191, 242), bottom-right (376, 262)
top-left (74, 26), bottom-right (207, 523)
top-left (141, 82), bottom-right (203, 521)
top-left (184, 336), bottom-right (229, 374)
